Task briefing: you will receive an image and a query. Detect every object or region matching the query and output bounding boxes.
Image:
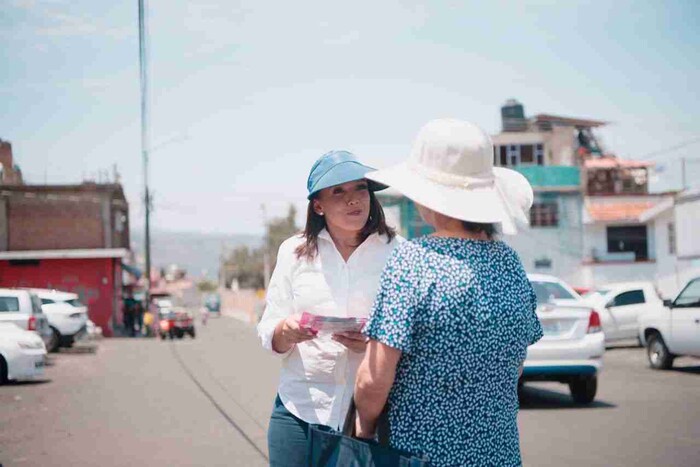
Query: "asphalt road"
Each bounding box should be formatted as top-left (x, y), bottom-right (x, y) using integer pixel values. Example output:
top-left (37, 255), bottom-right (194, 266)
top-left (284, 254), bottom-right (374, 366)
top-left (1, 314), bottom-right (699, 466)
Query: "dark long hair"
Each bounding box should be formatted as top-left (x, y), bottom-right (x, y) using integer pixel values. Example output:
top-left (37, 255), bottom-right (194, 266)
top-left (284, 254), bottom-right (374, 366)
top-left (461, 220), bottom-right (497, 240)
top-left (295, 190), bottom-right (396, 260)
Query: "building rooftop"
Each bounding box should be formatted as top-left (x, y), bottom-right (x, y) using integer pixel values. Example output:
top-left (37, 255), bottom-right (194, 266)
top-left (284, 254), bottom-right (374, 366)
top-left (533, 114), bottom-right (608, 128)
top-left (586, 200), bottom-right (657, 222)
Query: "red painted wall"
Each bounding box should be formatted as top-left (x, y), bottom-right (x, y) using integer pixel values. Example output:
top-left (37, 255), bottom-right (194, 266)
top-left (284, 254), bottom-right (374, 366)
top-left (0, 258), bottom-right (122, 337)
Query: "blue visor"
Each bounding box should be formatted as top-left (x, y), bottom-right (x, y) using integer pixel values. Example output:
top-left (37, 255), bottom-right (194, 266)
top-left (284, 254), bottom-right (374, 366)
top-left (307, 150), bottom-right (387, 199)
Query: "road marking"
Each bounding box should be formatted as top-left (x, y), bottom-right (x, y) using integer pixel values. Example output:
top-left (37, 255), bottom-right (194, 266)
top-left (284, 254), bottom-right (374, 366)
top-left (170, 343), bottom-right (269, 461)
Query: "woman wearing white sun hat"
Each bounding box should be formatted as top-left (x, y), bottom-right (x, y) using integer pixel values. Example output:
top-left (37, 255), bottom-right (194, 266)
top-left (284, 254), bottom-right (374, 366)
top-left (353, 119), bottom-right (544, 467)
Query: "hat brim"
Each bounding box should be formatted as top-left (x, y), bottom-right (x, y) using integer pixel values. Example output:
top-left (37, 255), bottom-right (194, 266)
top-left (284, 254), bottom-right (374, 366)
top-left (308, 161), bottom-right (388, 199)
top-left (365, 164), bottom-right (533, 235)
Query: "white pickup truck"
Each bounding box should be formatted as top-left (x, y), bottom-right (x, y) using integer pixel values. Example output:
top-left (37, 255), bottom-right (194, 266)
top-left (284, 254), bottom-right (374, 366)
top-left (639, 277), bottom-right (700, 369)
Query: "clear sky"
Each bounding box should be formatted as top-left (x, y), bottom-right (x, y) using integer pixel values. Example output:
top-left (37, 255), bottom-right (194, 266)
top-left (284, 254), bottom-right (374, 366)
top-left (2, 0), bottom-right (699, 235)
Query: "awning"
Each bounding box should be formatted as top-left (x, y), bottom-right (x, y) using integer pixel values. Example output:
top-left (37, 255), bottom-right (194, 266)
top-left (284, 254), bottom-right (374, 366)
top-left (121, 262), bottom-right (143, 279)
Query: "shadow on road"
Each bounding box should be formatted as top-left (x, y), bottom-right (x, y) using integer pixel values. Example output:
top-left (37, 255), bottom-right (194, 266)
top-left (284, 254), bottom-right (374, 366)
top-left (519, 386), bottom-right (616, 410)
top-left (5, 379), bottom-right (52, 387)
top-left (671, 365), bottom-right (700, 375)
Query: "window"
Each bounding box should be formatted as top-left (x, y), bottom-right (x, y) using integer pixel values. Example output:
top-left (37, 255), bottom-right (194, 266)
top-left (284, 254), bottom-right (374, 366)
top-left (0, 297), bottom-right (20, 312)
top-left (609, 290), bottom-right (645, 307)
top-left (530, 281), bottom-right (576, 304)
top-left (41, 298), bottom-right (55, 305)
top-left (66, 299), bottom-right (85, 308)
top-left (499, 146), bottom-right (507, 166)
top-left (507, 145), bottom-right (519, 166)
top-left (520, 145), bottom-right (534, 164)
top-left (668, 222), bottom-right (676, 255)
top-left (535, 144), bottom-right (545, 165)
top-left (30, 295), bottom-right (43, 315)
top-left (530, 202), bottom-right (559, 227)
top-left (674, 279), bottom-right (700, 308)
top-left (607, 226), bottom-right (648, 260)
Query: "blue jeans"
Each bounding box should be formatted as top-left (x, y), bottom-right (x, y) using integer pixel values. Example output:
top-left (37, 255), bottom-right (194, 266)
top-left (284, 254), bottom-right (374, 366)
top-left (268, 395), bottom-right (312, 467)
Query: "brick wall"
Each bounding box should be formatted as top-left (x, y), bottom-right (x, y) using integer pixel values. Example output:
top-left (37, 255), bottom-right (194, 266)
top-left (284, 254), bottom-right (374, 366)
top-left (8, 197), bottom-right (104, 250)
top-left (0, 140), bottom-right (23, 185)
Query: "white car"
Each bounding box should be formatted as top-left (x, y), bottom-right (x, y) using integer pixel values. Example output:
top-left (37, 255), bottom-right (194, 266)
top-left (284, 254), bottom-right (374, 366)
top-left (639, 277), bottom-right (700, 370)
top-left (522, 274), bottom-right (605, 404)
top-left (31, 289), bottom-right (89, 351)
top-left (0, 289), bottom-right (54, 351)
top-left (0, 322), bottom-right (47, 384)
top-left (583, 282), bottom-right (664, 343)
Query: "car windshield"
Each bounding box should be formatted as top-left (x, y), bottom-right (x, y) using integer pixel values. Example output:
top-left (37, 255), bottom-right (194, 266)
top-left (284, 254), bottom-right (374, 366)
top-left (531, 281), bottom-right (576, 304)
top-left (65, 298), bottom-right (85, 307)
top-left (0, 296), bottom-right (20, 312)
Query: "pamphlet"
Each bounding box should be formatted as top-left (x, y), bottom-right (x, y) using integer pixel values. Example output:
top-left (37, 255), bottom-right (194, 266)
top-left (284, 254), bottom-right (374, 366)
top-left (299, 312), bottom-right (367, 334)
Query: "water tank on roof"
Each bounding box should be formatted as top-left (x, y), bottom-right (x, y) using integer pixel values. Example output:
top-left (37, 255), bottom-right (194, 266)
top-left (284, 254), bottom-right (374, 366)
top-left (501, 99), bottom-right (528, 132)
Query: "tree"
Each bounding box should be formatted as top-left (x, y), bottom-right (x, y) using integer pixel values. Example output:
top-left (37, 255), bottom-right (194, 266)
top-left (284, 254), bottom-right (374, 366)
top-left (221, 203), bottom-right (299, 290)
top-left (265, 204), bottom-right (298, 269)
top-left (196, 279), bottom-right (218, 293)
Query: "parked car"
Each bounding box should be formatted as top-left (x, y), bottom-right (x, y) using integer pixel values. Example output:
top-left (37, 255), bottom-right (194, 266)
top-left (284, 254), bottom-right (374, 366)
top-left (583, 282), bottom-right (664, 343)
top-left (521, 274), bottom-right (605, 404)
top-left (0, 289), bottom-right (54, 351)
top-left (0, 322), bottom-right (47, 384)
top-left (639, 277), bottom-right (700, 369)
top-left (31, 288), bottom-right (89, 351)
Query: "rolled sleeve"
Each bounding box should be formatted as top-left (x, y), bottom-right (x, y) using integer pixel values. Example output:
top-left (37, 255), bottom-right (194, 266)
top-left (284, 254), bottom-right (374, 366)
top-left (257, 239), bottom-right (297, 357)
top-left (364, 243), bottom-right (419, 353)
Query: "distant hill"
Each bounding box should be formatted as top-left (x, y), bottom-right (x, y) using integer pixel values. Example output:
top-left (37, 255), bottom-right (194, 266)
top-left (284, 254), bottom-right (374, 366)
top-left (131, 229), bottom-right (261, 280)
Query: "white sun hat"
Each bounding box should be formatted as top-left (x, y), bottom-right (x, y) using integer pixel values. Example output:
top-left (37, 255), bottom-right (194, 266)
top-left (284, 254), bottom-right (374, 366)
top-left (366, 118), bottom-right (533, 235)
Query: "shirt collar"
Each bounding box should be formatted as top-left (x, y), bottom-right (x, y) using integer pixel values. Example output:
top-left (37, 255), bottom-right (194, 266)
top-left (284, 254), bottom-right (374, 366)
top-left (318, 228), bottom-right (383, 245)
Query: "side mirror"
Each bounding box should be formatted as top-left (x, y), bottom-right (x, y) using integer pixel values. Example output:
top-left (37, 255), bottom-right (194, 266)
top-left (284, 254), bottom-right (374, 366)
top-left (663, 299), bottom-right (673, 308)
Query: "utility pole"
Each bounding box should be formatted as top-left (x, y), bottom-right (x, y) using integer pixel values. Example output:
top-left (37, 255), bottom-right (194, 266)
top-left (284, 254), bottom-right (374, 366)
top-left (138, 0), bottom-right (152, 309)
top-left (681, 157), bottom-right (687, 191)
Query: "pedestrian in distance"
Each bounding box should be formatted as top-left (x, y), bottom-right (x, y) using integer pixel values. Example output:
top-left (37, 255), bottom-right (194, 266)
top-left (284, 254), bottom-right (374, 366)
top-left (256, 150), bottom-right (403, 467)
top-left (122, 290), bottom-right (137, 337)
top-left (353, 119), bottom-right (544, 467)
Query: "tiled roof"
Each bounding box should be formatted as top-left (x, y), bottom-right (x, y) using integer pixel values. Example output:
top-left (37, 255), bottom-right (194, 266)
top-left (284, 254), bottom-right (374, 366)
top-left (585, 157), bottom-right (654, 169)
top-left (586, 200), bottom-right (657, 222)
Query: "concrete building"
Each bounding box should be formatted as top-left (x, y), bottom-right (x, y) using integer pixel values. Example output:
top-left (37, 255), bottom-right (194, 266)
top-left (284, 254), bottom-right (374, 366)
top-left (640, 189), bottom-right (700, 298)
top-left (378, 100), bottom-right (682, 292)
top-left (0, 179), bottom-right (130, 336)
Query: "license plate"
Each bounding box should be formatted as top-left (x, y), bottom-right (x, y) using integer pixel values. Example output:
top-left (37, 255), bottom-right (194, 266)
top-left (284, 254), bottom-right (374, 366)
top-left (541, 322), bottom-right (561, 335)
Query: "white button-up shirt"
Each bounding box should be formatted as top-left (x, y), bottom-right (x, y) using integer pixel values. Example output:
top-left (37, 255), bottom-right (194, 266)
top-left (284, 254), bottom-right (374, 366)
top-left (257, 229), bottom-right (402, 429)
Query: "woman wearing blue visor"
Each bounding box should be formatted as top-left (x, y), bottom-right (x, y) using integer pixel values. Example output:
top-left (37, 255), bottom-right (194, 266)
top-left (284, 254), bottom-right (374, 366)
top-left (257, 150), bottom-right (402, 466)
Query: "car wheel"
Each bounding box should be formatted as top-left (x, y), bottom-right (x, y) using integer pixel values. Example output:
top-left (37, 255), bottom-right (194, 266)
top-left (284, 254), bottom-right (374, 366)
top-left (647, 333), bottom-right (674, 370)
top-left (160, 334), bottom-right (167, 341)
top-left (569, 375), bottom-right (597, 404)
top-left (0, 355), bottom-right (8, 385)
top-left (188, 329), bottom-right (196, 339)
top-left (48, 327), bottom-right (61, 353)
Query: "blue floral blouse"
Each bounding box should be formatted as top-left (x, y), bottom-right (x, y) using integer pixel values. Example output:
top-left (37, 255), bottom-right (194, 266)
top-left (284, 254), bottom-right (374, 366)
top-left (365, 237), bottom-right (543, 467)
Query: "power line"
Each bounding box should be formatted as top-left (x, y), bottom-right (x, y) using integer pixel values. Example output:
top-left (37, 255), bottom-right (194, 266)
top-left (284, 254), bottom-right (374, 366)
top-left (639, 136), bottom-right (700, 161)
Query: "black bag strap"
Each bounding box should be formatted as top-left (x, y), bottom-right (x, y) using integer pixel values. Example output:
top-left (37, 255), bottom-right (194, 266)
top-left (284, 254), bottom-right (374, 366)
top-left (342, 397), bottom-right (390, 444)
top-left (342, 398), bottom-right (357, 437)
